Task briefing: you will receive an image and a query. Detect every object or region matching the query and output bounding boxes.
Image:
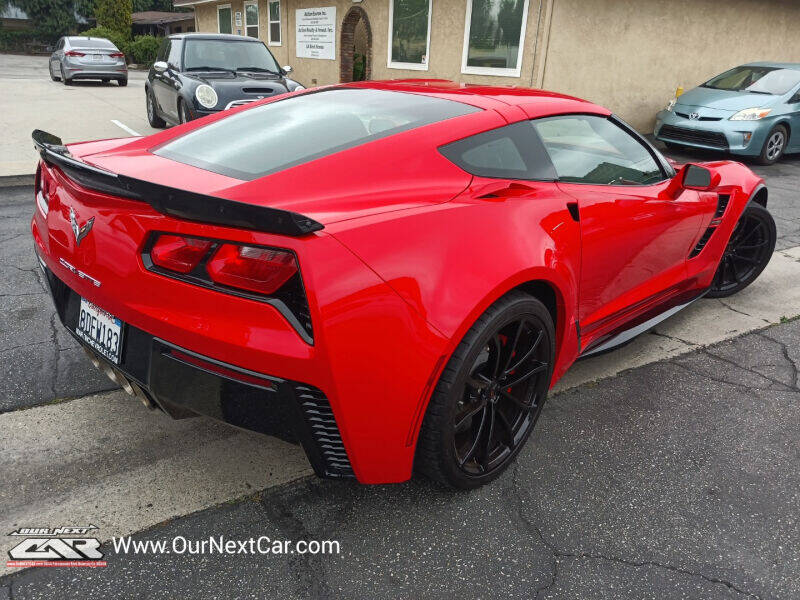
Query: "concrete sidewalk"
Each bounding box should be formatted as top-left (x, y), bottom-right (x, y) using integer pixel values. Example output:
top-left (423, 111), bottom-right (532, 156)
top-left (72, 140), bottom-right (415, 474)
top-left (3, 319), bottom-right (797, 599)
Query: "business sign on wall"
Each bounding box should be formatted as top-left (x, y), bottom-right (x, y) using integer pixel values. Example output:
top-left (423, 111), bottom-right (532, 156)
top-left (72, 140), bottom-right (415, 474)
top-left (296, 7), bottom-right (336, 60)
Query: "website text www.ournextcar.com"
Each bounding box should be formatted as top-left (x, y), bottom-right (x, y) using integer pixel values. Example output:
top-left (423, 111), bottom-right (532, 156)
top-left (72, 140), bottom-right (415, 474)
top-left (112, 536), bottom-right (341, 557)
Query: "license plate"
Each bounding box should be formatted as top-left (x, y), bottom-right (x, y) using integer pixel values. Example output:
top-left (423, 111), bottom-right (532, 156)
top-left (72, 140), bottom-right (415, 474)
top-left (76, 298), bottom-right (124, 364)
top-left (92, 54), bottom-right (102, 61)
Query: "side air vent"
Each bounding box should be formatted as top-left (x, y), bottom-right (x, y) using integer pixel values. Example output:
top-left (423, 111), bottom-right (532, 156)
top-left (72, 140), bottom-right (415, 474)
top-left (689, 194), bottom-right (731, 259)
top-left (714, 194), bottom-right (730, 219)
top-left (689, 228), bottom-right (714, 258)
top-left (296, 384), bottom-right (354, 477)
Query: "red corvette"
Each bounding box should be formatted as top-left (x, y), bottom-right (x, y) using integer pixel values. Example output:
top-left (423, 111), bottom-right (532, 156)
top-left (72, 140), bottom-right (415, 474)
top-left (31, 80), bottom-right (776, 488)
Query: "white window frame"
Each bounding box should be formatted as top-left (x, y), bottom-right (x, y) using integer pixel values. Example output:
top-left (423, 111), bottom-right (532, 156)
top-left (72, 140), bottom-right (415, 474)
top-left (387, 0), bottom-right (432, 71)
top-left (217, 3), bottom-right (232, 34)
top-left (243, 0), bottom-right (259, 39)
top-left (460, 0), bottom-right (529, 78)
top-left (267, 0), bottom-right (282, 46)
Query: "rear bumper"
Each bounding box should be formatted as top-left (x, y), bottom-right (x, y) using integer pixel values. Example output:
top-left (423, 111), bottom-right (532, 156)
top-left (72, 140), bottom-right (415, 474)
top-left (40, 261), bottom-right (354, 479)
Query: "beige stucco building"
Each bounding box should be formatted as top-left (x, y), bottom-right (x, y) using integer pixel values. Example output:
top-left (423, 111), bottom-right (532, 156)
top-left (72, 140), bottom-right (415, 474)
top-left (175, 0), bottom-right (800, 130)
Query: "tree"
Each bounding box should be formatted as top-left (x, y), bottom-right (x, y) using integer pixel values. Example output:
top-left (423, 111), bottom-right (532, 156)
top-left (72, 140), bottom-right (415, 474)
top-left (132, 0), bottom-right (176, 11)
top-left (95, 0), bottom-right (132, 35)
top-left (13, 0), bottom-right (78, 39)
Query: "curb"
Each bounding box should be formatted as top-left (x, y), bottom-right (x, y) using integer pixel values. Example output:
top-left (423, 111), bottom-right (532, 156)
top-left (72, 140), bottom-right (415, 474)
top-left (0, 174), bottom-right (34, 188)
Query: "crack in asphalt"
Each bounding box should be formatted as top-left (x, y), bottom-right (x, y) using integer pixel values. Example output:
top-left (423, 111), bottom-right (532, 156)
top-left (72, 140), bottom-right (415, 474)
top-left (700, 346), bottom-right (795, 391)
top-left (508, 463), bottom-right (763, 600)
top-left (647, 329), bottom-right (699, 348)
top-left (260, 490), bottom-right (333, 599)
top-left (756, 332), bottom-right (799, 391)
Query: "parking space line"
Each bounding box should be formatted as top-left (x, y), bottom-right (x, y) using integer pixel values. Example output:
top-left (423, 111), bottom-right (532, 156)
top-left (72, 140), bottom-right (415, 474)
top-left (111, 120), bottom-right (141, 137)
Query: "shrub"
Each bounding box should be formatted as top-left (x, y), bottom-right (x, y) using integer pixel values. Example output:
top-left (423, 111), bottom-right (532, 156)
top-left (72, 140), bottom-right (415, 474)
top-left (95, 0), bottom-right (133, 34)
top-left (79, 26), bottom-right (131, 60)
top-left (129, 35), bottom-right (160, 66)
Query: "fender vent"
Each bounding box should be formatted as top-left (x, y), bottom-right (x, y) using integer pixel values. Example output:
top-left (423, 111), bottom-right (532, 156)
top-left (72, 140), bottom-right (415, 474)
top-left (296, 385), bottom-right (354, 477)
top-left (689, 194), bottom-right (730, 259)
top-left (714, 194), bottom-right (730, 218)
top-left (689, 228), bottom-right (714, 258)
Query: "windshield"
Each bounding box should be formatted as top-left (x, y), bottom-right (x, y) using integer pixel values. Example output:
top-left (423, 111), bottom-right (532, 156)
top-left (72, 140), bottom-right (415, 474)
top-left (183, 38), bottom-right (280, 73)
top-left (702, 66), bottom-right (800, 95)
top-left (72, 37), bottom-right (116, 49)
top-left (154, 88), bottom-right (479, 180)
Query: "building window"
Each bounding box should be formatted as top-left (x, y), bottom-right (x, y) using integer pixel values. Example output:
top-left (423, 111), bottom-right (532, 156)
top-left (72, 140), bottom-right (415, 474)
top-left (388, 0), bottom-right (431, 70)
top-left (268, 0), bottom-right (281, 46)
top-left (461, 0), bottom-right (529, 77)
top-left (244, 0), bottom-right (259, 38)
top-left (217, 4), bottom-right (232, 34)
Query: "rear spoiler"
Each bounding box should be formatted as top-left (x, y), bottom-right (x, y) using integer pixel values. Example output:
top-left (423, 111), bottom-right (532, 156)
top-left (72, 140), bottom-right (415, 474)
top-left (32, 130), bottom-right (324, 237)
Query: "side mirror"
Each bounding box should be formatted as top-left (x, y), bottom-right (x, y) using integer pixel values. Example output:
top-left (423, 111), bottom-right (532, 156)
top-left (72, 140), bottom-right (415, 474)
top-left (153, 61), bottom-right (168, 74)
top-left (681, 164), bottom-right (719, 191)
top-left (282, 65), bottom-right (293, 74)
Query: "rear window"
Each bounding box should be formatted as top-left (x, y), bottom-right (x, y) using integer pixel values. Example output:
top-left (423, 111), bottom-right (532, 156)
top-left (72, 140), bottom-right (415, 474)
top-left (72, 37), bottom-right (116, 49)
top-left (154, 88), bottom-right (480, 180)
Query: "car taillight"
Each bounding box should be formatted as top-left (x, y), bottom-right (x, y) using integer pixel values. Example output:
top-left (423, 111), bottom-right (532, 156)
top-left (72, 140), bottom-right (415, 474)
top-left (144, 233), bottom-right (311, 339)
top-left (110, 52), bottom-right (124, 58)
top-left (207, 244), bottom-right (298, 295)
top-left (35, 163), bottom-right (56, 216)
top-left (64, 50), bottom-right (85, 57)
top-left (150, 234), bottom-right (213, 274)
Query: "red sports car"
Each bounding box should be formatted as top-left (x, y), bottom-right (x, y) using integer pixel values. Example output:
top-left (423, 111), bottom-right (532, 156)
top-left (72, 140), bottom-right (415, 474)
top-left (31, 80), bottom-right (776, 489)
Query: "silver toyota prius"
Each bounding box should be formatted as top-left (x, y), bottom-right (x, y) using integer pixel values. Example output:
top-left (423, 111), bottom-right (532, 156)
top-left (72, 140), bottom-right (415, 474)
top-left (49, 36), bottom-right (128, 86)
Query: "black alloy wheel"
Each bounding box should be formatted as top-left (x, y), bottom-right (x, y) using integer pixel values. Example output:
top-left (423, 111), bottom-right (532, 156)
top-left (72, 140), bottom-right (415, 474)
top-left (416, 291), bottom-right (554, 489)
top-left (707, 202), bottom-right (776, 298)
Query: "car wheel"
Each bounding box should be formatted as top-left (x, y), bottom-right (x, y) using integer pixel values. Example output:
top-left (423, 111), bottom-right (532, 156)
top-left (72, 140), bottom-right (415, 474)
top-left (118, 78), bottom-right (128, 87)
top-left (706, 203), bottom-right (776, 299)
top-left (178, 99), bottom-right (191, 124)
top-left (102, 78), bottom-right (109, 84)
top-left (415, 291), bottom-right (555, 489)
top-left (50, 62), bottom-right (60, 81)
top-left (146, 89), bottom-right (166, 128)
top-left (60, 65), bottom-right (71, 85)
top-left (757, 125), bottom-right (787, 165)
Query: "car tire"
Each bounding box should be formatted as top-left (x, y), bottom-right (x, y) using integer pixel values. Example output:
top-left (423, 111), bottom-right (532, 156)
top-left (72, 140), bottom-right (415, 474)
top-left (146, 89), bottom-right (166, 128)
top-left (102, 78), bottom-right (110, 84)
top-left (706, 202), bottom-right (776, 298)
top-left (50, 62), bottom-right (60, 81)
top-left (118, 78), bottom-right (128, 87)
top-left (415, 291), bottom-right (555, 489)
top-left (757, 125), bottom-right (788, 165)
top-left (61, 65), bottom-right (71, 85)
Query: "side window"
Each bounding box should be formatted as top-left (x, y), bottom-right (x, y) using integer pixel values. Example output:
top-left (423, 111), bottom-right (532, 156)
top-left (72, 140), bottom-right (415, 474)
top-left (790, 88), bottom-right (800, 104)
top-left (156, 39), bottom-right (169, 62)
top-left (167, 40), bottom-right (182, 69)
top-left (439, 122), bottom-right (557, 181)
top-left (531, 115), bottom-right (665, 185)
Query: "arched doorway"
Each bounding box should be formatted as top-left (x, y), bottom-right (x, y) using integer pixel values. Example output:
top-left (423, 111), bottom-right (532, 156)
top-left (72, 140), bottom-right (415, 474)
top-left (340, 6), bottom-right (372, 83)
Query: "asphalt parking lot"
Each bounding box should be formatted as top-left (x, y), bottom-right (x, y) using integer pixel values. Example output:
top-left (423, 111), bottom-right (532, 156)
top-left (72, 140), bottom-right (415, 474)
top-left (0, 54), bottom-right (161, 177)
top-left (1, 51), bottom-right (799, 599)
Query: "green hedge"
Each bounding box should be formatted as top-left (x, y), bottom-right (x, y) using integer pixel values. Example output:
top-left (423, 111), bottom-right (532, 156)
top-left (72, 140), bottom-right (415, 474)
top-left (129, 35), bottom-right (160, 66)
top-left (0, 29), bottom-right (49, 53)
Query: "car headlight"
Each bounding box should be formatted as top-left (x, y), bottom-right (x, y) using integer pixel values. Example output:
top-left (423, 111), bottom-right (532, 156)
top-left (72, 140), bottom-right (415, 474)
top-left (195, 85), bottom-right (218, 109)
top-left (293, 84), bottom-right (306, 91)
top-left (665, 98), bottom-right (677, 112)
top-left (730, 108), bottom-right (771, 121)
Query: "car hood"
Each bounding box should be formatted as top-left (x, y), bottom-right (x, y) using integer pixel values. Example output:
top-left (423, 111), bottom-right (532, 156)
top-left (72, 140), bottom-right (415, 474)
top-left (183, 71), bottom-right (295, 106)
top-left (676, 86), bottom-right (777, 112)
